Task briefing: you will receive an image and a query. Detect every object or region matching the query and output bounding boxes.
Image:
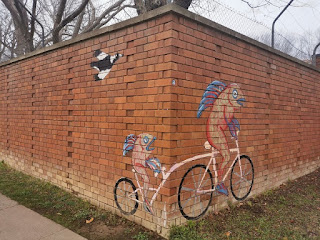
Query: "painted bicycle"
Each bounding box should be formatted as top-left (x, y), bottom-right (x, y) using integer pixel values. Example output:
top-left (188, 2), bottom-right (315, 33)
top-left (114, 134), bottom-right (254, 220)
top-left (114, 80), bottom-right (254, 220)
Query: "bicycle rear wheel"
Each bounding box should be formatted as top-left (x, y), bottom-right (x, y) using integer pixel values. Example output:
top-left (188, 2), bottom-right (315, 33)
top-left (114, 178), bottom-right (139, 215)
top-left (178, 164), bottom-right (213, 220)
top-left (230, 155), bottom-right (254, 201)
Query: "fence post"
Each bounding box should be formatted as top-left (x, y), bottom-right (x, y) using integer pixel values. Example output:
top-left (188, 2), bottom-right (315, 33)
top-left (312, 42), bottom-right (320, 66)
top-left (272, 0), bottom-right (294, 48)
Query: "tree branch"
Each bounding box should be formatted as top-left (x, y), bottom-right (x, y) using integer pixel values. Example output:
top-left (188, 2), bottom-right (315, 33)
top-left (2, 0), bottom-right (22, 26)
top-left (30, 0), bottom-right (37, 46)
top-left (54, 0), bottom-right (67, 29)
top-left (87, 0), bottom-right (96, 26)
top-left (134, 0), bottom-right (145, 15)
top-left (240, 0), bottom-right (268, 8)
top-left (72, 8), bottom-right (85, 37)
top-left (83, 0), bottom-right (125, 33)
top-left (55, 0), bottom-right (89, 32)
top-left (94, 5), bottom-right (135, 30)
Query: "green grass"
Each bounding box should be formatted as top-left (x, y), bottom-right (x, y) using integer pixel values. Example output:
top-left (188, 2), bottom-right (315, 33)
top-left (170, 221), bottom-right (208, 240)
top-left (0, 161), bottom-right (108, 228)
top-left (169, 168), bottom-right (320, 240)
top-left (0, 161), bottom-right (163, 240)
top-left (133, 232), bottom-right (151, 240)
top-left (1, 161), bottom-right (319, 240)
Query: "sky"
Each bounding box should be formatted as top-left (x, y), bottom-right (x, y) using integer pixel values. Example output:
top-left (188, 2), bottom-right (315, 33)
top-left (189, 0), bottom-right (320, 58)
top-left (229, 0), bottom-right (320, 36)
top-left (80, 0), bottom-right (320, 57)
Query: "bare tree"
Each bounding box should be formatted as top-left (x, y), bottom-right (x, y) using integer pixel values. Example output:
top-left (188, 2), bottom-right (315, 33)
top-left (297, 28), bottom-right (320, 60)
top-left (254, 28), bottom-right (320, 62)
top-left (0, 5), bottom-right (16, 60)
top-left (0, 21), bottom-right (16, 60)
top-left (51, 0), bottom-right (89, 43)
top-left (1, 0), bottom-right (36, 55)
top-left (0, 0), bottom-right (138, 59)
top-left (255, 32), bottom-right (297, 56)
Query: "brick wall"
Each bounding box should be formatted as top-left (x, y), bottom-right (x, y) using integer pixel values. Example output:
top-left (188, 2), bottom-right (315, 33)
top-left (165, 8), bottom-right (320, 227)
top-left (0, 7), bottom-right (178, 234)
top-left (0, 4), bottom-right (319, 237)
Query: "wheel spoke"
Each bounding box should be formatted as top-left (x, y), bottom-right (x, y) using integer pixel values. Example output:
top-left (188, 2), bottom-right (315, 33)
top-left (181, 186), bottom-right (195, 192)
top-left (230, 157), bottom-right (254, 201)
top-left (196, 195), bottom-right (201, 215)
top-left (191, 171), bottom-right (197, 189)
top-left (181, 196), bottom-right (193, 208)
top-left (117, 195), bottom-right (125, 205)
top-left (127, 192), bottom-right (136, 199)
top-left (115, 179), bottom-right (138, 215)
top-left (125, 200), bottom-right (129, 212)
top-left (233, 179), bottom-right (242, 186)
top-left (241, 164), bottom-right (247, 173)
top-left (238, 180), bottom-right (243, 196)
top-left (244, 169), bottom-right (252, 176)
top-left (117, 194), bottom-right (126, 199)
top-left (198, 168), bottom-right (203, 188)
top-left (120, 189), bottom-right (129, 204)
top-left (234, 172), bottom-right (242, 178)
top-left (179, 165), bottom-right (213, 220)
top-left (242, 178), bottom-right (252, 185)
top-left (117, 188), bottom-right (125, 194)
top-left (199, 178), bottom-right (210, 189)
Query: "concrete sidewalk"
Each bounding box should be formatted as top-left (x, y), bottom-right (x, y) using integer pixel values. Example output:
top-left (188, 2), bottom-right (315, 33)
top-left (0, 194), bottom-right (87, 240)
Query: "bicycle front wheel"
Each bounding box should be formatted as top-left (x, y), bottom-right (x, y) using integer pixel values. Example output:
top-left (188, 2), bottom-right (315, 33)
top-left (230, 155), bottom-right (254, 201)
top-left (178, 164), bottom-right (213, 220)
top-left (114, 178), bottom-right (139, 215)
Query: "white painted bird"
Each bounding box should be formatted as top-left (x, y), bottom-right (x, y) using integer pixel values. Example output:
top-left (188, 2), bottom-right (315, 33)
top-left (90, 49), bottom-right (123, 81)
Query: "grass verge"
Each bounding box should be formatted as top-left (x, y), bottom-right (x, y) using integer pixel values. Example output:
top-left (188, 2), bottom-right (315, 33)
top-left (1, 161), bottom-right (319, 240)
top-left (170, 168), bottom-right (320, 240)
top-left (0, 161), bottom-right (163, 240)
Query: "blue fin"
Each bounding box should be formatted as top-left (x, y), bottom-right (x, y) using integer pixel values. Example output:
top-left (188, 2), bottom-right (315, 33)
top-left (197, 81), bottom-right (226, 118)
top-left (227, 117), bottom-right (240, 139)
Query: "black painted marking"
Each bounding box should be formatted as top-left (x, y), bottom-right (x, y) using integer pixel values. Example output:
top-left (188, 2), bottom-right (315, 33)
top-left (91, 50), bottom-right (123, 81)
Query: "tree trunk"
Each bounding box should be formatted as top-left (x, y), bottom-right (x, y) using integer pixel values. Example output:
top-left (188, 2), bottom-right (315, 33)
top-left (173, 0), bottom-right (192, 9)
top-left (52, 0), bottom-right (89, 43)
top-left (134, 0), bottom-right (166, 15)
top-left (1, 0), bottom-right (35, 55)
top-left (134, 0), bottom-right (192, 15)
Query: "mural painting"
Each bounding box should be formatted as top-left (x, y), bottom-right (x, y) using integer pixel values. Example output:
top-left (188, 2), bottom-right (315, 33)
top-left (91, 49), bottom-right (123, 81)
top-left (122, 133), bottom-right (161, 215)
top-left (197, 80), bottom-right (246, 196)
top-left (114, 80), bottom-right (254, 221)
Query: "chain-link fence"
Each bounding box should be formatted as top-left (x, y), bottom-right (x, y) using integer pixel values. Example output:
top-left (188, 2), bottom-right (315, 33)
top-left (1, 0), bottom-right (319, 63)
top-left (190, 0), bottom-right (316, 62)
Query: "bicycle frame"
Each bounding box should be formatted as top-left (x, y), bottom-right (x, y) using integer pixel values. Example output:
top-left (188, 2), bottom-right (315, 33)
top-left (131, 139), bottom-right (242, 207)
top-left (196, 140), bottom-right (241, 194)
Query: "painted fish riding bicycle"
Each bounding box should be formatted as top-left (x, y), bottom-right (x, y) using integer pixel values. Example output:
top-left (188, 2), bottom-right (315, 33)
top-left (197, 80), bottom-right (246, 196)
top-left (114, 80), bottom-right (254, 220)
